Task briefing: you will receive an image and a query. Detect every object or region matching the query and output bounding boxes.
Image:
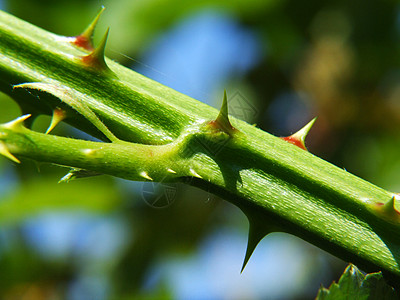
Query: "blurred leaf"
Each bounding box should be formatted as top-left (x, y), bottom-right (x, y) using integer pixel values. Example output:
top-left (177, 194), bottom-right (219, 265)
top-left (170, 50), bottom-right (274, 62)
top-left (7, 0), bottom-right (99, 35)
top-left (316, 264), bottom-right (396, 300)
top-left (0, 178), bottom-right (122, 225)
top-left (101, 0), bottom-right (281, 59)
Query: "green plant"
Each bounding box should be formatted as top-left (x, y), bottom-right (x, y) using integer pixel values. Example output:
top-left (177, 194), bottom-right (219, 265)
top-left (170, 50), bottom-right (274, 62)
top-left (0, 7), bottom-right (399, 296)
top-left (317, 264), bottom-right (396, 299)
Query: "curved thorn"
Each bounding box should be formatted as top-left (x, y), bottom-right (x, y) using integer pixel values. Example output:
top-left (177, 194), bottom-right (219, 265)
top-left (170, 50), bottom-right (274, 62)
top-left (241, 222), bottom-right (267, 273)
top-left (58, 172), bottom-right (74, 184)
top-left (0, 141), bottom-right (20, 163)
top-left (281, 117), bottom-right (317, 151)
top-left (384, 195), bottom-right (400, 215)
top-left (58, 168), bottom-right (102, 183)
top-left (189, 168), bottom-right (202, 178)
top-left (3, 114), bottom-right (31, 131)
top-left (140, 171), bottom-right (153, 181)
top-left (372, 194), bottom-right (400, 223)
top-left (167, 168), bottom-right (177, 174)
top-left (81, 28), bottom-right (113, 74)
top-left (46, 108), bottom-right (67, 134)
top-left (72, 6), bottom-right (106, 50)
top-left (14, 83), bottom-right (119, 142)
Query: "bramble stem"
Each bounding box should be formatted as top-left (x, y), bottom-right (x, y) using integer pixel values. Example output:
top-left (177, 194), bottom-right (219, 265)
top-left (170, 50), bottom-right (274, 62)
top-left (1, 9), bottom-right (400, 280)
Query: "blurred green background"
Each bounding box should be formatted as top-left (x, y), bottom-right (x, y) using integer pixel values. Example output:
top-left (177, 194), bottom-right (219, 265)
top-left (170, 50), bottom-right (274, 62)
top-left (1, 0), bottom-right (400, 299)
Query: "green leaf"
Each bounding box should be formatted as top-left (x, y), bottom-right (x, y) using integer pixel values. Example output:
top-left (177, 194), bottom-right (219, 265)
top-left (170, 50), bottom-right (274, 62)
top-left (316, 264), bottom-right (397, 300)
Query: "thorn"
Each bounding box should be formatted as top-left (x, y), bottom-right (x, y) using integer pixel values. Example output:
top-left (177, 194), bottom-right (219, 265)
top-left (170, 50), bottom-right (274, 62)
top-left (167, 168), bottom-right (177, 174)
top-left (208, 90), bottom-right (236, 135)
top-left (0, 141), bottom-right (20, 163)
top-left (58, 172), bottom-right (74, 183)
top-left (72, 6), bottom-right (105, 51)
top-left (14, 82), bottom-right (119, 142)
top-left (241, 222), bottom-right (267, 273)
top-left (385, 196), bottom-right (396, 209)
top-left (81, 28), bottom-right (113, 73)
top-left (3, 114), bottom-right (31, 131)
top-left (21, 114), bottom-right (37, 129)
top-left (46, 108), bottom-right (67, 134)
top-left (373, 194), bottom-right (400, 222)
top-left (189, 168), bottom-right (202, 178)
top-left (140, 171), bottom-right (153, 181)
top-left (383, 195), bottom-right (400, 215)
top-left (281, 117), bottom-right (317, 151)
top-left (239, 209), bottom-right (277, 273)
top-left (58, 168), bottom-right (101, 183)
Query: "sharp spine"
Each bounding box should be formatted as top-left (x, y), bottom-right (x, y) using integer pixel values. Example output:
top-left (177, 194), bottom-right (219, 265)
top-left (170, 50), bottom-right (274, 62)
top-left (0, 141), bottom-right (20, 163)
top-left (58, 172), bottom-right (74, 183)
top-left (59, 168), bottom-right (102, 183)
top-left (213, 90), bottom-right (235, 135)
top-left (281, 117), bottom-right (316, 151)
top-left (14, 82), bottom-right (119, 142)
top-left (189, 168), bottom-right (202, 178)
top-left (241, 223), bottom-right (266, 273)
top-left (167, 168), bottom-right (177, 174)
top-left (3, 114), bottom-right (31, 131)
top-left (72, 6), bottom-right (105, 50)
top-left (81, 28), bottom-right (113, 73)
top-left (140, 171), bottom-right (153, 181)
top-left (384, 195), bottom-right (400, 214)
top-left (46, 108), bottom-right (67, 134)
top-left (372, 194), bottom-right (400, 223)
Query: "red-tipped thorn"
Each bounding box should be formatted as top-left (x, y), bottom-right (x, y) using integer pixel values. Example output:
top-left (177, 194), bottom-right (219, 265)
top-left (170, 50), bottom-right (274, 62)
top-left (81, 28), bottom-right (112, 73)
top-left (208, 90), bottom-right (236, 135)
top-left (281, 117), bottom-right (317, 151)
top-left (373, 194), bottom-right (400, 222)
top-left (72, 6), bottom-right (105, 51)
top-left (46, 108), bottom-right (67, 134)
top-left (384, 194), bottom-right (400, 214)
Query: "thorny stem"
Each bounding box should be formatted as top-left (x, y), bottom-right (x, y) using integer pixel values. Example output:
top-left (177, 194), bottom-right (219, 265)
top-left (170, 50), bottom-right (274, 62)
top-left (1, 9), bottom-right (400, 283)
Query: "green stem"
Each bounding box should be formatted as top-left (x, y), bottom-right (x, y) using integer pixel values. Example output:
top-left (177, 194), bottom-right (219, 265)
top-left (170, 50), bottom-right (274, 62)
top-left (1, 9), bottom-right (400, 280)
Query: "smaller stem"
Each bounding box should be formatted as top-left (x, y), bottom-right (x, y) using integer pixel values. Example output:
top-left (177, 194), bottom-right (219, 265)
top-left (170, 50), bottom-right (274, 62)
top-left (0, 121), bottom-right (183, 182)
